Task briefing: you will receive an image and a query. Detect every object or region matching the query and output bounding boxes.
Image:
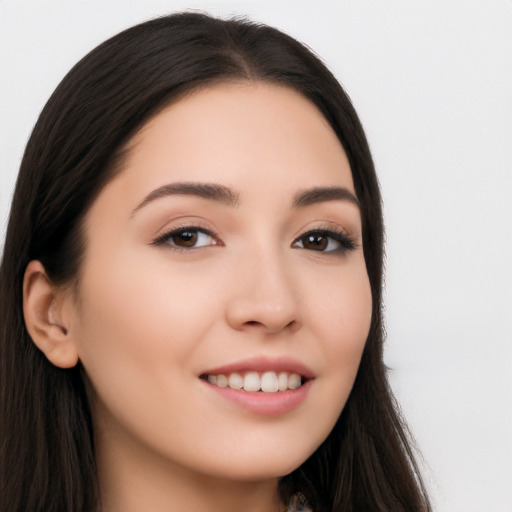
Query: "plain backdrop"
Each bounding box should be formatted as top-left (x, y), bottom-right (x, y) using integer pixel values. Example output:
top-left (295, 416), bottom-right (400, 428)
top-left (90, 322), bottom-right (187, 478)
top-left (1, 1), bottom-right (511, 510)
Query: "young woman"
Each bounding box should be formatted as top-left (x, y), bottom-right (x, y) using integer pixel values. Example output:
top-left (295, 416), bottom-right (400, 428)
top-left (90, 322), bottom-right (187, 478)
top-left (0, 12), bottom-right (431, 512)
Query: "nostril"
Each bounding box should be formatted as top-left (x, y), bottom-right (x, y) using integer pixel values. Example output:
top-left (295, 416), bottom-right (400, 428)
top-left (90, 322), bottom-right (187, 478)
top-left (226, 297), bottom-right (300, 333)
top-left (242, 319), bottom-right (299, 334)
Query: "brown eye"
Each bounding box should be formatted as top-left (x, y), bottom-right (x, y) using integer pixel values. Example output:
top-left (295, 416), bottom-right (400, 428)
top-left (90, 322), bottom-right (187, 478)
top-left (153, 227), bottom-right (219, 250)
top-left (171, 230), bottom-right (198, 247)
top-left (292, 229), bottom-right (355, 254)
top-left (302, 234), bottom-right (328, 251)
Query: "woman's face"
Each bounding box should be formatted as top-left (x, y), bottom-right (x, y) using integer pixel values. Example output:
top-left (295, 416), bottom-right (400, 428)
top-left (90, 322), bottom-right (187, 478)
top-left (71, 82), bottom-right (372, 483)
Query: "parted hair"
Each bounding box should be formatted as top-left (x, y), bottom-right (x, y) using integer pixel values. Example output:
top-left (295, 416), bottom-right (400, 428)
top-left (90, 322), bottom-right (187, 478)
top-left (0, 12), bottom-right (431, 512)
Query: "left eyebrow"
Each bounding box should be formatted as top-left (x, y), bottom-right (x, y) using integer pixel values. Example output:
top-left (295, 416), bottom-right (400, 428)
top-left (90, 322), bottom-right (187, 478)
top-left (292, 187), bottom-right (360, 208)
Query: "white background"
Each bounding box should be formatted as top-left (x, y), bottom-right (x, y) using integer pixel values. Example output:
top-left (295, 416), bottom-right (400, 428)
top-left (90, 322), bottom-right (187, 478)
top-left (1, 1), bottom-right (511, 510)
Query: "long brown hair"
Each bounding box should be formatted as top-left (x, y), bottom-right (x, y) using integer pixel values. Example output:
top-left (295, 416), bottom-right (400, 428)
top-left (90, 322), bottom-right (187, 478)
top-left (0, 12), bottom-right (431, 511)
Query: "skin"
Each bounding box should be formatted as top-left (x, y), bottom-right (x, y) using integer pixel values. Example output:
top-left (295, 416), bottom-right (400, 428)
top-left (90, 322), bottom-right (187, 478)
top-left (25, 82), bottom-right (372, 512)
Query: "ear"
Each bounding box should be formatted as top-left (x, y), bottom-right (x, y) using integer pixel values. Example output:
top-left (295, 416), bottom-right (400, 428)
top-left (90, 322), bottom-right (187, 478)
top-left (23, 260), bottom-right (79, 368)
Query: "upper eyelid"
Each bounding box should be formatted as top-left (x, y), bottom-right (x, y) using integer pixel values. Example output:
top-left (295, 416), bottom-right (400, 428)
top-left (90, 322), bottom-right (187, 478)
top-left (151, 220), bottom-right (358, 246)
top-left (152, 224), bottom-right (221, 247)
top-left (293, 227), bottom-right (355, 244)
top-left (156, 223), bottom-right (351, 237)
top-left (155, 227), bottom-right (355, 251)
top-left (153, 218), bottom-right (218, 237)
top-left (297, 227), bottom-right (349, 237)
top-left (292, 220), bottom-right (355, 240)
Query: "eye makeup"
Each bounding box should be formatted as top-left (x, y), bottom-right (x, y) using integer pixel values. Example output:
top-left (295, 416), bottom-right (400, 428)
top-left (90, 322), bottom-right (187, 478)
top-left (151, 221), bottom-right (357, 256)
top-left (292, 227), bottom-right (356, 254)
top-left (151, 224), bottom-right (222, 251)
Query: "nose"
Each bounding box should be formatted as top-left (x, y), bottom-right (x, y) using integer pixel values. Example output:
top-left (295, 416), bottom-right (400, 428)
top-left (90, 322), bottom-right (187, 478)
top-left (225, 250), bottom-right (301, 335)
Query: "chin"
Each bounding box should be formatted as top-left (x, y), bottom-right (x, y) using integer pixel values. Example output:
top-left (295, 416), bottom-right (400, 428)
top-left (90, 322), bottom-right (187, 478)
top-left (192, 440), bottom-right (320, 484)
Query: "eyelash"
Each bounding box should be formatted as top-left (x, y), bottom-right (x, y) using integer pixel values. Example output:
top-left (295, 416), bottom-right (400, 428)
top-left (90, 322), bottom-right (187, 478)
top-left (292, 228), bottom-right (356, 254)
top-left (152, 225), bottom-right (356, 255)
top-left (152, 225), bottom-right (220, 252)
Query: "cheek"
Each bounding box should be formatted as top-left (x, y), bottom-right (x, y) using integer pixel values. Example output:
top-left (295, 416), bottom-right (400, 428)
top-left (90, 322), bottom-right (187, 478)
top-left (306, 262), bottom-right (372, 408)
top-left (72, 254), bottom-right (219, 398)
top-left (309, 259), bottom-right (372, 350)
top-left (72, 257), bottom-right (225, 454)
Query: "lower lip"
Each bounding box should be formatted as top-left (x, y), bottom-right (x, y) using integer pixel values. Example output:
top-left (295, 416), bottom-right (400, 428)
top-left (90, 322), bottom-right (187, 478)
top-left (202, 379), bottom-right (312, 416)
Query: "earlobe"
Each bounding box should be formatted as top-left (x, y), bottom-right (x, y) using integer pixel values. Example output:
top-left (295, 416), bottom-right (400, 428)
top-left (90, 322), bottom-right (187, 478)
top-left (23, 260), bottom-right (79, 369)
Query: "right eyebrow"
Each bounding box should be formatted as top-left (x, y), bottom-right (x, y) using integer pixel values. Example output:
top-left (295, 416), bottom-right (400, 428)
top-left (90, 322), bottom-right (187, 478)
top-left (131, 182), bottom-right (240, 216)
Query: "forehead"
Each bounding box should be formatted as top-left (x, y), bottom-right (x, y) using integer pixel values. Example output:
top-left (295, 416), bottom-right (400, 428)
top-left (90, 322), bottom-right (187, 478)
top-left (103, 81), bottom-right (355, 206)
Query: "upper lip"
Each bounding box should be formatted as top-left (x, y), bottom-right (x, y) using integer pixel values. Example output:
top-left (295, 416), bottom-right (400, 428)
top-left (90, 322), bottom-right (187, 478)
top-left (200, 356), bottom-right (315, 380)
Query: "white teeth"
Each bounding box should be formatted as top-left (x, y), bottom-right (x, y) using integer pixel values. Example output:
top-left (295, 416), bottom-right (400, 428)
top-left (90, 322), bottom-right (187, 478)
top-left (228, 373), bottom-right (243, 390)
top-left (288, 373), bottom-right (301, 390)
top-left (243, 372), bottom-right (260, 392)
top-left (216, 374), bottom-right (228, 388)
top-left (278, 372), bottom-right (288, 391)
top-left (206, 371), bottom-right (303, 392)
top-left (261, 371), bottom-right (279, 392)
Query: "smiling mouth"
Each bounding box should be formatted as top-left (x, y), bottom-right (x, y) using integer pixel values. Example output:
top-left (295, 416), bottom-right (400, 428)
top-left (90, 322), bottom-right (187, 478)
top-left (200, 371), bottom-right (306, 393)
